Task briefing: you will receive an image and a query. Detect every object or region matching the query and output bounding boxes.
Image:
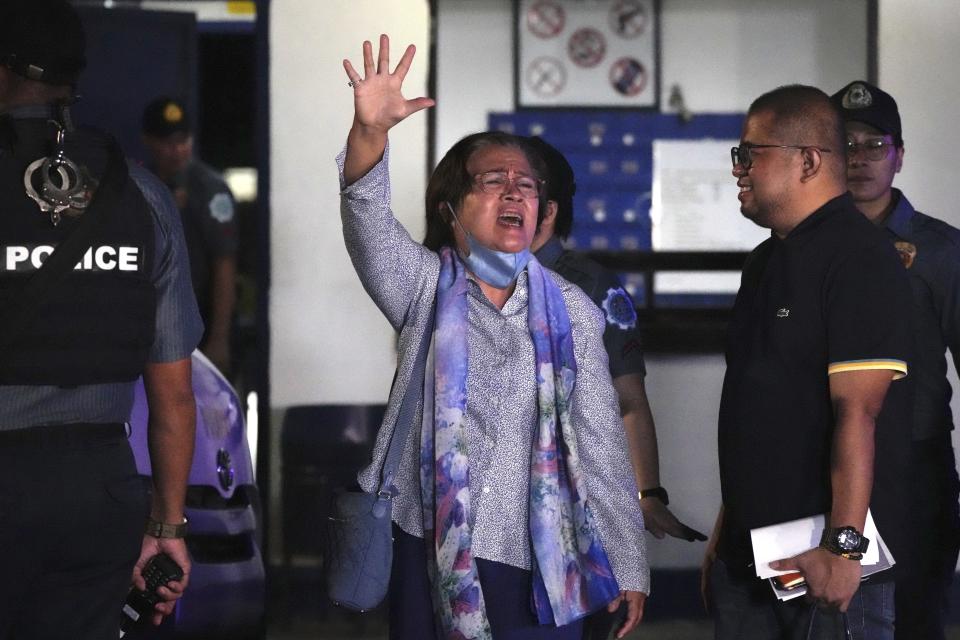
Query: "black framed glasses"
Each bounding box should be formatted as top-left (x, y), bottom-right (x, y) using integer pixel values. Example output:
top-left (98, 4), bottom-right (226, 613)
top-left (846, 139), bottom-right (895, 162)
top-left (730, 144), bottom-right (832, 170)
top-left (473, 171), bottom-right (544, 199)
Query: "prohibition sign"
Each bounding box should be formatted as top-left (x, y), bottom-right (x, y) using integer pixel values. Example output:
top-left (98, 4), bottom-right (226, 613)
top-left (609, 0), bottom-right (648, 39)
top-left (526, 57), bottom-right (566, 97)
top-left (526, 1), bottom-right (565, 39)
top-left (609, 57), bottom-right (648, 97)
top-left (568, 27), bottom-right (606, 68)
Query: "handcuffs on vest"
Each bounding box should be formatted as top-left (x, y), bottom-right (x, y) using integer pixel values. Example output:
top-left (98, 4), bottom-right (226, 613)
top-left (23, 102), bottom-right (94, 227)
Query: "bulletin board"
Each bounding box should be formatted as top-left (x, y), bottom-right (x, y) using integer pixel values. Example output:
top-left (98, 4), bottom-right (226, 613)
top-left (516, 0), bottom-right (659, 108)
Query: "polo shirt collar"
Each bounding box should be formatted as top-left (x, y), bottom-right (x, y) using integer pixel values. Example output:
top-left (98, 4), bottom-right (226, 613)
top-left (534, 237), bottom-right (565, 269)
top-left (782, 192), bottom-right (855, 241)
top-left (883, 188), bottom-right (916, 241)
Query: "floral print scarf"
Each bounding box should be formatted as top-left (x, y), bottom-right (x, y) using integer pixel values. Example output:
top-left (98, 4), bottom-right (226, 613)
top-left (419, 248), bottom-right (619, 640)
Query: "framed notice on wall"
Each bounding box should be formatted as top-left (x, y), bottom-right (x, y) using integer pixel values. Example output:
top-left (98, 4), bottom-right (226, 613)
top-left (516, 0), bottom-right (659, 108)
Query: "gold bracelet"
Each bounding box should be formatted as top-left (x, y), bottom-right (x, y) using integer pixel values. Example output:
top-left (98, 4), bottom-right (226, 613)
top-left (145, 516), bottom-right (189, 539)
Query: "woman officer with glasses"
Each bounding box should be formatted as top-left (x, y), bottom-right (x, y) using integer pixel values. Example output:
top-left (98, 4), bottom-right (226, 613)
top-left (337, 35), bottom-right (648, 640)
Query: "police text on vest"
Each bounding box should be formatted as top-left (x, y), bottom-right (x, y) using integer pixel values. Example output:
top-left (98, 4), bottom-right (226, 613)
top-left (3, 245), bottom-right (142, 272)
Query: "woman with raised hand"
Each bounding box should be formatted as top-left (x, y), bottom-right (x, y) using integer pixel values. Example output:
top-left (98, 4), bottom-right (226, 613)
top-left (338, 35), bottom-right (648, 640)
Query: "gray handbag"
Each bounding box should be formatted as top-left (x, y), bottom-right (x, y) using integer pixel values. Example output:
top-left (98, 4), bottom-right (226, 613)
top-left (326, 311), bottom-right (434, 612)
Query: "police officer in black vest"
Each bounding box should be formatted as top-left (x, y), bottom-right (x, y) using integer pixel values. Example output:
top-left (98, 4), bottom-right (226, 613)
top-left (0, 2), bottom-right (203, 638)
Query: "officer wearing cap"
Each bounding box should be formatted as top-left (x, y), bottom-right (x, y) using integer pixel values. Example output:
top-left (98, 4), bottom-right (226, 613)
top-left (0, 1), bottom-right (202, 637)
top-left (832, 80), bottom-right (960, 640)
top-left (141, 96), bottom-right (238, 375)
top-left (527, 137), bottom-right (707, 639)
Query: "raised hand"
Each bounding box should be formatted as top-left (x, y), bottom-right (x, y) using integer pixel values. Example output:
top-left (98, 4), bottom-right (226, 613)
top-left (343, 34), bottom-right (434, 135)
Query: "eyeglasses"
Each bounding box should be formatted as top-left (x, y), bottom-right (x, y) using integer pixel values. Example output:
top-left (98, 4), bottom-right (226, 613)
top-left (473, 171), bottom-right (543, 199)
top-left (845, 139), bottom-right (896, 162)
top-left (730, 144), bottom-right (833, 170)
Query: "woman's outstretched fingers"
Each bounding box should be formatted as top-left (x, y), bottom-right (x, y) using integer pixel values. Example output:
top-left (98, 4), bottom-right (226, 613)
top-left (394, 43), bottom-right (417, 82)
top-left (377, 33), bottom-right (390, 74)
top-left (362, 39), bottom-right (375, 76)
top-left (342, 58), bottom-right (361, 85)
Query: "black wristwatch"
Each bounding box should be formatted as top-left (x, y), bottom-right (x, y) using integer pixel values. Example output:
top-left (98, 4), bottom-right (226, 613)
top-left (638, 486), bottom-right (669, 505)
top-left (820, 526), bottom-right (869, 560)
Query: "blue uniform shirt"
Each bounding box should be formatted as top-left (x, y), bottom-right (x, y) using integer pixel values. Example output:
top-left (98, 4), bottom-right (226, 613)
top-left (535, 237), bottom-right (646, 379)
top-left (883, 189), bottom-right (960, 440)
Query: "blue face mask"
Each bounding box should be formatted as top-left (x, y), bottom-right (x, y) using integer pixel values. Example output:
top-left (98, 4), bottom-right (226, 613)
top-left (446, 202), bottom-right (532, 288)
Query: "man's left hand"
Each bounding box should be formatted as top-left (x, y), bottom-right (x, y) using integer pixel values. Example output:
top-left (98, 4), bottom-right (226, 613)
top-left (640, 497), bottom-right (707, 541)
top-left (132, 535), bottom-right (192, 625)
top-left (770, 547), bottom-right (860, 611)
top-left (606, 590), bottom-right (646, 638)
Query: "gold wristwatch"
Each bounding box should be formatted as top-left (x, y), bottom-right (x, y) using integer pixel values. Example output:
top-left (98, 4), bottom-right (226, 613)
top-left (145, 516), bottom-right (189, 539)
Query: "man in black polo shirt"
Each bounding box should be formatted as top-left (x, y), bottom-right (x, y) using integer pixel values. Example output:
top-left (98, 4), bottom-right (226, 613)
top-left (703, 85), bottom-right (912, 639)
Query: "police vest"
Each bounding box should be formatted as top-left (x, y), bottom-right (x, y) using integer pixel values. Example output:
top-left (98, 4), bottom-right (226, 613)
top-left (0, 120), bottom-right (156, 385)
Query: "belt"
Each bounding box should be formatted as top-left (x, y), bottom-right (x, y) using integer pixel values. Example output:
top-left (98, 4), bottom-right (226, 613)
top-left (0, 422), bottom-right (127, 449)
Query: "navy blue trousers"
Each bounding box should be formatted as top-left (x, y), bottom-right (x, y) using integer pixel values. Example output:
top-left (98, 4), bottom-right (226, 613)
top-left (389, 524), bottom-right (585, 640)
top-left (710, 558), bottom-right (895, 640)
top-left (894, 435), bottom-right (960, 640)
top-left (0, 424), bottom-right (147, 640)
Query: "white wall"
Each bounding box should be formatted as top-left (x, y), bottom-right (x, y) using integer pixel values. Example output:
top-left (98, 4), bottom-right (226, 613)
top-left (269, 0), bottom-right (430, 408)
top-left (643, 354), bottom-right (726, 567)
top-left (879, 0), bottom-right (960, 228)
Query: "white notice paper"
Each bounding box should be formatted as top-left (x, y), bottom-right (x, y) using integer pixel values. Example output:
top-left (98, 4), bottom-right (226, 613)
top-left (650, 139), bottom-right (769, 295)
top-left (651, 139), bottom-right (769, 252)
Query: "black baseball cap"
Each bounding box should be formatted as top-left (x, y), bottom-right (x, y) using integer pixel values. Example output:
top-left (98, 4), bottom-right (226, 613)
top-left (0, 0), bottom-right (86, 85)
top-left (141, 97), bottom-right (191, 137)
top-left (830, 80), bottom-right (902, 144)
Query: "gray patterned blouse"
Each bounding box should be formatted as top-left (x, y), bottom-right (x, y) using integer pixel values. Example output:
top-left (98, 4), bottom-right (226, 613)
top-left (338, 147), bottom-right (649, 593)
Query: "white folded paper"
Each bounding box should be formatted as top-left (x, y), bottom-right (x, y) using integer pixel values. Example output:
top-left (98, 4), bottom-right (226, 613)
top-left (750, 510), bottom-right (894, 601)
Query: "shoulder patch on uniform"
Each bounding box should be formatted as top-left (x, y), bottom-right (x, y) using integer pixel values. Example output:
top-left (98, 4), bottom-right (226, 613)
top-left (209, 192), bottom-right (234, 223)
top-left (601, 287), bottom-right (637, 330)
top-left (893, 240), bottom-right (916, 269)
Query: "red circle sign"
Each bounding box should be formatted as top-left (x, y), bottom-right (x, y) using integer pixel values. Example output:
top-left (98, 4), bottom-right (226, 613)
top-left (526, 57), bottom-right (567, 97)
top-left (609, 0), bottom-right (648, 39)
top-left (567, 27), bottom-right (606, 68)
top-left (609, 57), bottom-right (648, 96)
top-left (526, 1), bottom-right (565, 39)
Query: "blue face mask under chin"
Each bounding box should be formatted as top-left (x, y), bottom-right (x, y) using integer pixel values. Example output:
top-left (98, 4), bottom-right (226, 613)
top-left (446, 202), bottom-right (532, 288)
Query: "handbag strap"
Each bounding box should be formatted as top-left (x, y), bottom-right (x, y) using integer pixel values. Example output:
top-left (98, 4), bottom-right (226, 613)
top-left (805, 603), bottom-right (851, 640)
top-left (0, 136), bottom-right (128, 350)
top-left (372, 307), bottom-right (435, 515)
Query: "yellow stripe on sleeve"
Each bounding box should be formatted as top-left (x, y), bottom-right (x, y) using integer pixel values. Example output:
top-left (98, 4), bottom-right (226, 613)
top-left (827, 359), bottom-right (908, 380)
